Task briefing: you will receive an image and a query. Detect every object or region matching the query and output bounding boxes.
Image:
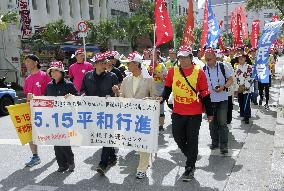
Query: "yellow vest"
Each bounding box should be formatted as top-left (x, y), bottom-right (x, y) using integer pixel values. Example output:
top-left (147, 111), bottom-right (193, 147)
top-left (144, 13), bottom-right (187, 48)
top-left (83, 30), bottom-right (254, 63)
top-left (147, 63), bottom-right (163, 83)
top-left (172, 65), bottom-right (199, 105)
top-left (165, 60), bottom-right (173, 70)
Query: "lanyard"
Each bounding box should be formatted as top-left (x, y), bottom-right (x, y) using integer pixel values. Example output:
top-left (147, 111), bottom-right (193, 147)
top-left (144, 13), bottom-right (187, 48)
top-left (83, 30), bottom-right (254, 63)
top-left (207, 63), bottom-right (220, 89)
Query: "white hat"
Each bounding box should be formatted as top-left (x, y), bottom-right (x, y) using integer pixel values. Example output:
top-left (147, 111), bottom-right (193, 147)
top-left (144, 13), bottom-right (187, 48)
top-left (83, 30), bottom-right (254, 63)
top-left (47, 61), bottom-right (65, 75)
top-left (177, 45), bottom-right (193, 57)
top-left (90, 52), bottom-right (107, 63)
top-left (121, 52), bottom-right (143, 64)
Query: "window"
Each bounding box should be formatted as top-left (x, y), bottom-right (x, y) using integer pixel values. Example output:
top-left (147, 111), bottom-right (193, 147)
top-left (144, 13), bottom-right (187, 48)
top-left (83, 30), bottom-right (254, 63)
top-left (89, 0), bottom-right (94, 20)
top-left (69, 0), bottom-right (73, 17)
top-left (264, 12), bottom-right (273, 18)
top-left (46, 0), bottom-right (50, 14)
top-left (32, 0), bottom-right (37, 10)
top-left (59, 0), bottom-right (62, 16)
top-left (79, 0), bottom-right (82, 18)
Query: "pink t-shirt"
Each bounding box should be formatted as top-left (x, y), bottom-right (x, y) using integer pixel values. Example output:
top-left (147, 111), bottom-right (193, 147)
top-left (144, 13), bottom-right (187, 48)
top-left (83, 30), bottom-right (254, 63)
top-left (24, 71), bottom-right (51, 96)
top-left (69, 61), bottom-right (93, 92)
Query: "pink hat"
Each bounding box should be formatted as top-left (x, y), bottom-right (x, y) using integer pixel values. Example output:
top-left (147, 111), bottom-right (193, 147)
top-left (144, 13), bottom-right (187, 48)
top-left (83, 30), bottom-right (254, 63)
top-left (47, 61), bottom-right (65, 75)
top-left (90, 52), bottom-right (107, 63)
top-left (177, 45), bottom-right (192, 57)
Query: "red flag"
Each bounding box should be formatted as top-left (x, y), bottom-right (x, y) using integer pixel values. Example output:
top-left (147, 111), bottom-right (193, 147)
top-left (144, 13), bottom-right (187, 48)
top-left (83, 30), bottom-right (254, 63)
top-left (234, 14), bottom-right (243, 48)
top-left (238, 6), bottom-right (248, 39)
top-left (201, 0), bottom-right (208, 50)
top-left (218, 21), bottom-right (225, 50)
top-left (181, 0), bottom-right (194, 47)
top-left (154, 0), bottom-right (173, 47)
top-left (272, 15), bottom-right (279, 22)
top-left (251, 20), bottom-right (260, 48)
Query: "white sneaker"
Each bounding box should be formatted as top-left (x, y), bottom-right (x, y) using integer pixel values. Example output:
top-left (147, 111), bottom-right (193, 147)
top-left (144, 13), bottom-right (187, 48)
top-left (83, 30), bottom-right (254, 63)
top-left (136, 171), bottom-right (146, 179)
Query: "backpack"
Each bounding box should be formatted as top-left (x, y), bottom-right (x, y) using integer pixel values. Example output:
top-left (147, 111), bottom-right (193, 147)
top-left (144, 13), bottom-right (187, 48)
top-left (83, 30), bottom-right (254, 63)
top-left (203, 62), bottom-right (228, 91)
top-left (203, 62), bottom-right (227, 81)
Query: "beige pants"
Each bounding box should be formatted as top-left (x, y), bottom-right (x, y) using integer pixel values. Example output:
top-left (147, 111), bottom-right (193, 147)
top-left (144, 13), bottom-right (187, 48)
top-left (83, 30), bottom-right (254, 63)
top-left (137, 152), bottom-right (150, 172)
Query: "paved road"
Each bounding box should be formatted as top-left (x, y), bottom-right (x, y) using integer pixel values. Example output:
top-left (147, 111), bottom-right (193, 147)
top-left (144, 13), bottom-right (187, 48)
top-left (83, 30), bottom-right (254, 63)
top-left (0, 58), bottom-right (283, 191)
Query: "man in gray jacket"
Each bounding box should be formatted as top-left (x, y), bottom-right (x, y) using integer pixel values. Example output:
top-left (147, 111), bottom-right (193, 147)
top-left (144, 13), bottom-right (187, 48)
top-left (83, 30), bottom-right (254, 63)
top-left (113, 51), bottom-right (157, 179)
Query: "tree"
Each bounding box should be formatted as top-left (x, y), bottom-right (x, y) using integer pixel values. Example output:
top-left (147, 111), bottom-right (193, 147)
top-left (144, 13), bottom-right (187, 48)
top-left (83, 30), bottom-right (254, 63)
top-left (246, 0), bottom-right (284, 16)
top-left (121, 1), bottom-right (155, 50)
top-left (0, 11), bottom-right (18, 30)
top-left (41, 20), bottom-right (72, 43)
top-left (86, 20), bottom-right (125, 51)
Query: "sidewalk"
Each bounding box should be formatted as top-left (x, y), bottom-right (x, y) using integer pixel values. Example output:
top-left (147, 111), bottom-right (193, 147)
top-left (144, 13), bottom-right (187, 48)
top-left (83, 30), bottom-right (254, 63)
top-left (269, 56), bottom-right (284, 191)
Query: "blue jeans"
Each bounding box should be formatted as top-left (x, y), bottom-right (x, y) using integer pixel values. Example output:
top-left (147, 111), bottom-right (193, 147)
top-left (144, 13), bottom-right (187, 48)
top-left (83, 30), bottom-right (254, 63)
top-left (209, 100), bottom-right (229, 148)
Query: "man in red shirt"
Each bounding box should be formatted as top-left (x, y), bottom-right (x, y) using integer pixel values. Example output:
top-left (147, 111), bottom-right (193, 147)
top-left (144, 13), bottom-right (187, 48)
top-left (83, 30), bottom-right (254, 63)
top-left (161, 46), bottom-right (213, 182)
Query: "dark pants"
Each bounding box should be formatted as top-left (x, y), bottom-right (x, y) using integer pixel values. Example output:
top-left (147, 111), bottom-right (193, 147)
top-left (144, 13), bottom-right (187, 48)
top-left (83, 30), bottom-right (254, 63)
top-left (251, 80), bottom-right (258, 104)
top-left (258, 82), bottom-right (270, 105)
top-left (99, 147), bottom-right (116, 167)
top-left (171, 113), bottom-right (202, 168)
top-left (238, 93), bottom-right (251, 118)
top-left (227, 96), bottom-right (233, 124)
top-left (54, 146), bottom-right (74, 168)
top-left (210, 101), bottom-right (229, 148)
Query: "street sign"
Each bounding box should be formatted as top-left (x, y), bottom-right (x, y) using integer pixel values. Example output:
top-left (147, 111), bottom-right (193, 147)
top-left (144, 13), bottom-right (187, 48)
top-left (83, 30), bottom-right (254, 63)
top-left (78, 32), bottom-right (87, 38)
top-left (77, 21), bottom-right (88, 33)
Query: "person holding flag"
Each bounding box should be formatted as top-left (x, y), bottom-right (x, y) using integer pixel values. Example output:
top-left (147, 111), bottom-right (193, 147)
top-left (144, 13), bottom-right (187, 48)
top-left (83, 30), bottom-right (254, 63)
top-left (148, 49), bottom-right (167, 132)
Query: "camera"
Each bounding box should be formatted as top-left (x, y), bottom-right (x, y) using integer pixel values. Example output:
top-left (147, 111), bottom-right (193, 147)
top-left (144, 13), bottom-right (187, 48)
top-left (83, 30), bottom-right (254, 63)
top-left (215, 85), bottom-right (220, 89)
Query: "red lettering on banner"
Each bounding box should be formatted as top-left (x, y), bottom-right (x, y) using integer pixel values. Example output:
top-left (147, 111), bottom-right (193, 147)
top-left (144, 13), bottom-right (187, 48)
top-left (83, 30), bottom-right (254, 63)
top-left (33, 99), bottom-right (54, 108)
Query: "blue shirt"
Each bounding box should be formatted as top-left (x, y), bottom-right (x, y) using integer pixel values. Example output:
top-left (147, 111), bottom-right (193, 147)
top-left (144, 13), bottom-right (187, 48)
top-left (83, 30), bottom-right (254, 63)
top-left (205, 62), bottom-right (232, 102)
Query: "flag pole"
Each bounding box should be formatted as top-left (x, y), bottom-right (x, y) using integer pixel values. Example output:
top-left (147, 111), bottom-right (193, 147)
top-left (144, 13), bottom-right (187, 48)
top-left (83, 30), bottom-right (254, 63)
top-left (152, 24), bottom-right (156, 77)
top-left (173, 0), bottom-right (177, 51)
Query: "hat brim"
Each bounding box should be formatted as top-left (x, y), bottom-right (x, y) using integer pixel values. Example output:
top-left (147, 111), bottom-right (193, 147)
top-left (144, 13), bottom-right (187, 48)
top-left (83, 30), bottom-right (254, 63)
top-left (47, 67), bottom-right (65, 75)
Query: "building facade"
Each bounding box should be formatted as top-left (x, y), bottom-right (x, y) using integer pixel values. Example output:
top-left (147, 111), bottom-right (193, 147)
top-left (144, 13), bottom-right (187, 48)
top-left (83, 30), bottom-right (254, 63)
top-left (0, 0), bottom-right (131, 86)
top-left (195, 1), bottom-right (280, 33)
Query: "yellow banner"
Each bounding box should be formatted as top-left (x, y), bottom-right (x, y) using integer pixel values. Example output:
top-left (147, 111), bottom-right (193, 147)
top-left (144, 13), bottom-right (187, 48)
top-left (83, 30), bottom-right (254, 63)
top-left (7, 103), bottom-right (32, 145)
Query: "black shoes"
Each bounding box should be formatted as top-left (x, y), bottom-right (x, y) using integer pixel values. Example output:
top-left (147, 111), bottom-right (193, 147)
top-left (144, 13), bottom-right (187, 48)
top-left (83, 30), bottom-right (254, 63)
top-left (220, 148), bottom-right (228, 155)
top-left (57, 166), bottom-right (69, 173)
top-left (244, 117), bottom-right (249, 124)
top-left (96, 164), bottom-right (107, 175)
top-left (68, 163), bottom-right (75, 172)
top-left (210, 144), bottom-right (219, 150)
top-left (182, 166), bottom-right (196, 182)
top-left (159, 126), bottom-right (164, 131)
